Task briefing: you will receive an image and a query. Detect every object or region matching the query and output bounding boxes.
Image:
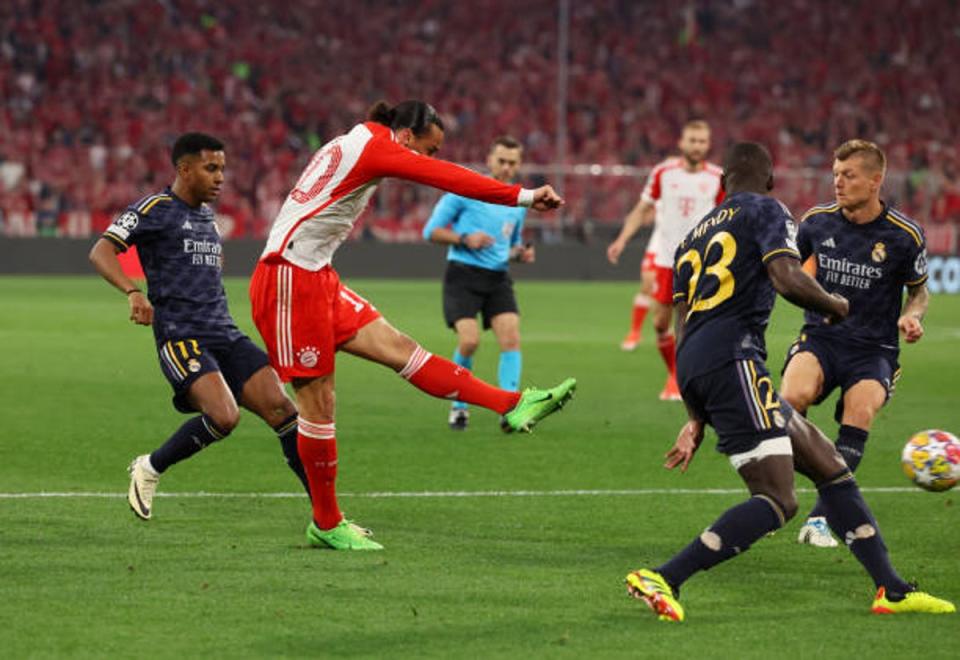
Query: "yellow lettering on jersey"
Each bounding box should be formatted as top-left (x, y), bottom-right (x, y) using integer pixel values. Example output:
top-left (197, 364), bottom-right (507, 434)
top-left (692, 206), bottom-right (741, 240)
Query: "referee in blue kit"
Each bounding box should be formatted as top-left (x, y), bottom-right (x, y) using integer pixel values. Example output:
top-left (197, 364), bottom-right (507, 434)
top-left (423, 136), bottom-right (535, 431)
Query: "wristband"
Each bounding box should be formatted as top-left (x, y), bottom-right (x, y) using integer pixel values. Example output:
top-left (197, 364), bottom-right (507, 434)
top-left (459, 233), bottom-right (468, 247)
top-left (125, 287), bottom-right (142, 296)
top-left (517, 188), bottom-right (535, 207)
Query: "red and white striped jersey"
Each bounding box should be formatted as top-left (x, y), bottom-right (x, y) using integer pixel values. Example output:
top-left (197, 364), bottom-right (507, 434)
top-left (641, 157), bottom-right (724, 267)
top-left (260, 121), bottom-right (533, 270)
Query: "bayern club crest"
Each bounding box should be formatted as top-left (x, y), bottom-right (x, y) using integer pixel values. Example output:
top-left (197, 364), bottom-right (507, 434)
top-left (297, 346), bottom-right (319, 368)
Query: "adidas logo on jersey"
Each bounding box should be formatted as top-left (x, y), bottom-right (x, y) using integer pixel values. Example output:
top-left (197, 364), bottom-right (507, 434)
top-left (182, 220), bottom-right (193, 230)
top-left (821, 237), bottom-right (836, 248)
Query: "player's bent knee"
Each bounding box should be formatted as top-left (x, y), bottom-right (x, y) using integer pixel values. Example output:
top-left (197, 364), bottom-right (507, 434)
top-left (844, 410), bottom-right (876, 431)
top-left (842, 398), bottom-right (881, 430)
top-left (756, 491), bottom-right (797, 525)
top-left (459, 338), bottom-right (480, 355)
top-left (205, 411), bottom-right (239, 434)
top-left (257, 387), bottom-right (295, 413)
top-left (780, 494), bottom-right (798, 522)
top-left (256, 396), bottom-right (297, 426)
top-left (780, 385), bottom-right (815, 412)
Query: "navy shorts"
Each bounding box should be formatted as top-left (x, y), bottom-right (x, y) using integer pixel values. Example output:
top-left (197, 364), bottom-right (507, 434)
top-left (783, 332), bottom-right (899, 422)
top-left (156, 334), bottom-right (271, 413)
top-left (680, 358), bottom-right (794, 456)
top-left (442, 261), bottom-right (518, 329)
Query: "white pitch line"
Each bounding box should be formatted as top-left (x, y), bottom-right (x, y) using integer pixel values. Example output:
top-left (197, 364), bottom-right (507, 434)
top-left (0, 486), bottom-right (926, 500)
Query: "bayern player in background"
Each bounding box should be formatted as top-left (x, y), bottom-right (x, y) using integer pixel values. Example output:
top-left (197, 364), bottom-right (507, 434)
top-left (607, 120), bottom-right (723, 401)
top-left (249, 100), bottom-right (577, 551)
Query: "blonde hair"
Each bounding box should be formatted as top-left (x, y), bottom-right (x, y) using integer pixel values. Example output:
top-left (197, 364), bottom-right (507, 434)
top-left (834, 139), bottom-right (886, 172)
top-left (682, 119), bottom-right (710, 133)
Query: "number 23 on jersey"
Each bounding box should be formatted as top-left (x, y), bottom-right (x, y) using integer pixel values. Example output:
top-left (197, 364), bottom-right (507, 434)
top-left (676, 231), bottom-right (738, 314)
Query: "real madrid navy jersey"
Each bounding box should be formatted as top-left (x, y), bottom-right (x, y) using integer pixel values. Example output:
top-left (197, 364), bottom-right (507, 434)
top-left (797, 202), bottom-right (927, 351)
top-left (102, 188), bottom-right (243, 343)
top-left (672, 191), bottom-right (800, 382)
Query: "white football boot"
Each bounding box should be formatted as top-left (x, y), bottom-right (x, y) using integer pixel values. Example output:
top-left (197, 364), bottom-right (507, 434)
top-left (797, 516), bottom-right (839, 547)
top-left (127, 455), bottom-right (160, 520)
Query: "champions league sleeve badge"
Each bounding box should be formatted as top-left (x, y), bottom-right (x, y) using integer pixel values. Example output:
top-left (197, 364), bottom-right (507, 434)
top-left (108, 210), bottom-right (140, 240)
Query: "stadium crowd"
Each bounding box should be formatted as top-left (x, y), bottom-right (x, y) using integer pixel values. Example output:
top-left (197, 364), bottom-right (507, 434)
top-left (1, 0), bottom-right (958, 243)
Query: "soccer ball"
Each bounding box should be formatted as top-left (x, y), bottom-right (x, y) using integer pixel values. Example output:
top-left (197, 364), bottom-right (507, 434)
top-left (901, 429), bottom-right (960, 492)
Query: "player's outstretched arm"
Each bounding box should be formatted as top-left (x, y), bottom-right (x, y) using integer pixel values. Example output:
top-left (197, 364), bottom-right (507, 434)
top-left (767, 256), bottom-right (847, 323)
top-left (898, 283), bottom-right (928, 343)
top-left (89, 238), bottom-right (153, 325)
top-left (365, 139), bottom-right (562, 210)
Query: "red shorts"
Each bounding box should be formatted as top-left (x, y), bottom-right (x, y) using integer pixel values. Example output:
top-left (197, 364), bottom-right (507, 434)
top-left (650, 264), bottom-right (674, 306)
top-left (641, 251), bottom-right (657, 274)
top-left (249, 260), bottom-right (381, 381)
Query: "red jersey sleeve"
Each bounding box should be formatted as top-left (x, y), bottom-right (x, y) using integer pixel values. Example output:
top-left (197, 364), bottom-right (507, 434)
top-left (641, 165), bottom-right (664, 202)
top-left (356, 131), bottom-right (522, 206)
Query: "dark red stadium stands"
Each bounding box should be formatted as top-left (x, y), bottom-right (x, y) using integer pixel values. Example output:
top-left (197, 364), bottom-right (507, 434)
top-left (1, 0), bottom-right (958, 241)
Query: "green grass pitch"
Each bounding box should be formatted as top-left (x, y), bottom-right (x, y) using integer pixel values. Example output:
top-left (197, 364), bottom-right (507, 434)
top-left (1, 275), bottom-right (958, 658)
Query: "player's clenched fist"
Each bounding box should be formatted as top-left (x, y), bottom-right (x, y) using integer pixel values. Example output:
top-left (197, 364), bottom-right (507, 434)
top-left (897, 313), bottom-right (923, 343)
top-left (530, 185), bottom-right (564, 211)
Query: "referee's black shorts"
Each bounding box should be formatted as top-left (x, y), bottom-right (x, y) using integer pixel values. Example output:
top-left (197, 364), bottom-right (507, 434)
top-left (442, 260), bottom-right (518, 329)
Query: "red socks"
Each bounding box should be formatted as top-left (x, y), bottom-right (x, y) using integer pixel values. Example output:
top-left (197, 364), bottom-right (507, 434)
top-left (631, 294), bottom-right (650, 334)
top-left (657, 333), bottom-right (677, 376)
top-left (400, 346), bottom-right (521, 414)
top-left (297, 418), bottom-right (342, 530)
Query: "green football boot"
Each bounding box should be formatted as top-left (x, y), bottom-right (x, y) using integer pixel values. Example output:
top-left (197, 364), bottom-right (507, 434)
top-left (871, 586), bottom-right (956, 614)
top-left (501, 377), bottom-right (576, 433)
top-left (306, 520), bottom-right (384, 550)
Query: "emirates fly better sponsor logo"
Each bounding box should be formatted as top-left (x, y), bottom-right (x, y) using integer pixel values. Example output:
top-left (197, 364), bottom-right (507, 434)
top-left (816, 254), bottom-right (883, 289)
top-left (184, 238), bottom-right (222, 266)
